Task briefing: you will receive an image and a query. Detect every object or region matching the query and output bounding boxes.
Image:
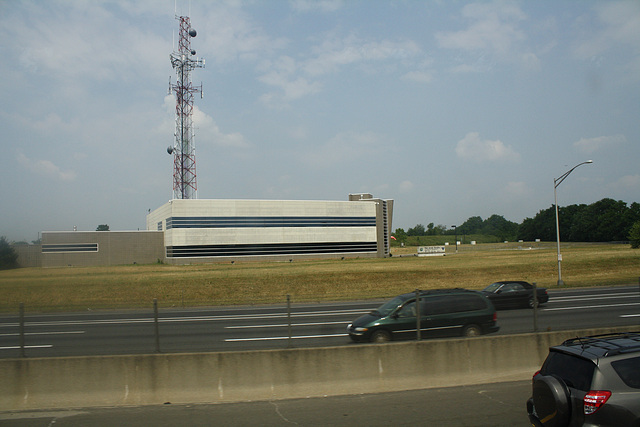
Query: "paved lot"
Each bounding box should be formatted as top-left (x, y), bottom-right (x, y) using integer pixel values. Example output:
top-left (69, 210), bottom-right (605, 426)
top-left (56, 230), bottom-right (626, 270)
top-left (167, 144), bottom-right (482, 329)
top-left (0, 380), bottom-right (532, 426)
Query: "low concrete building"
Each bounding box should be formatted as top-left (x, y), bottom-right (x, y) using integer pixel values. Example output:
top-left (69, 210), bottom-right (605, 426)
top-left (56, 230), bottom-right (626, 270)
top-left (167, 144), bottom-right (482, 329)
top-left (147, 194), bottom-right (393, 264)
top-left (40, 231), bottom-right (165, 268)
top-left (22, 194), bottom-right (393, 267)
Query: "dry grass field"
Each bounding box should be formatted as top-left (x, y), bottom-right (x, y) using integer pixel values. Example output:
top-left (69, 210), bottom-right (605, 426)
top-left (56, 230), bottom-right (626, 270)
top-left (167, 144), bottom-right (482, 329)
top-left (1, 243), bottom-right (638, 313)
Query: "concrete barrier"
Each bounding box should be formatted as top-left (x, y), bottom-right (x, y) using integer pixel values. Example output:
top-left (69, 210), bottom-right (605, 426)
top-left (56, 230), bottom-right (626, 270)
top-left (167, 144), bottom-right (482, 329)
top-left (1, 326), bottom-right (637, 411)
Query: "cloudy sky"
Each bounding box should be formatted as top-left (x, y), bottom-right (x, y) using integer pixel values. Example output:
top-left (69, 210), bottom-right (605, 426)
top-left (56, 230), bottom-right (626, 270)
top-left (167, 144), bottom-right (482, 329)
top-left (1, 0), bottom-right (639, 242)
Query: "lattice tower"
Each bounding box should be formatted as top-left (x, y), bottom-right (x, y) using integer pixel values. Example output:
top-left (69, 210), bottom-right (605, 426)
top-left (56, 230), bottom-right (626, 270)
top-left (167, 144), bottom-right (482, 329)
top-left (168, 15), bottom-right (204, 199)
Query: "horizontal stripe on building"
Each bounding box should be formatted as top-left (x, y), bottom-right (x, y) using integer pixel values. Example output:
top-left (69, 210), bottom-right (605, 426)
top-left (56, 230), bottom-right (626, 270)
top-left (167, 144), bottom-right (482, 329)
top-left (166, 241), bottom-right (377, 258)
top-left (42, 244), bottom-right (99, 253)
top-left (166, 216), bottom-right (376, 229)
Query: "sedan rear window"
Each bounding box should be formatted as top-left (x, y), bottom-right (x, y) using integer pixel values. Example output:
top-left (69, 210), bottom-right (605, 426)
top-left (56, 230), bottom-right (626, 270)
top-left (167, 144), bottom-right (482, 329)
top-left (612, 356), bottom-right (640, 389)
top-left (541, 351), bottom-right (595, 392)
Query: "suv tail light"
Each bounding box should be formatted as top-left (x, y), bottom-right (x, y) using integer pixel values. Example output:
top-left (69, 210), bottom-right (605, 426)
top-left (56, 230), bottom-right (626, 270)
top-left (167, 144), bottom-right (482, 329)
top-left (584, 390), bottom-right (611, 414)
top-left (492, 312), bottom-right (497, 322)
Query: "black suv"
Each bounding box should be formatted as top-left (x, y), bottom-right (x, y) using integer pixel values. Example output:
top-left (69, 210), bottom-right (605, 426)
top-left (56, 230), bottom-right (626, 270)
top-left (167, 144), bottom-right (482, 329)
top-left (527, 332), bottom-right (640, 427)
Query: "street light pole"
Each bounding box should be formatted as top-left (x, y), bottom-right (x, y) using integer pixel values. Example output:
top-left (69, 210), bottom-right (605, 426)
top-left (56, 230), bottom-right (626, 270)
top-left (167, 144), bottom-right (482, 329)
top-left (554, 160), bottom-right (593, 286)
top-left (452, 225), bottom-right (458, 253)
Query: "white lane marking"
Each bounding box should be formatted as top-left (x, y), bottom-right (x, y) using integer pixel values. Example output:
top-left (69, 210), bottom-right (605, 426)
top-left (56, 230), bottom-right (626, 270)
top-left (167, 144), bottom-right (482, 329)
top-left (226, 321), bottom-right (349, 329)
top-left (544, 302), bottom-right (640, 311)
top-left (0, 331), bottom-right (85, 337)
top-left (0, 345), bottom-right (53, 350)
top-left (225, 333), bottom-right (348, 342)
top-left (0, 309), bottom-right (369, 328)
top-left (621, 314), bottom-right (640, 318)
top-left (550, 292), bottom-right (640, 302)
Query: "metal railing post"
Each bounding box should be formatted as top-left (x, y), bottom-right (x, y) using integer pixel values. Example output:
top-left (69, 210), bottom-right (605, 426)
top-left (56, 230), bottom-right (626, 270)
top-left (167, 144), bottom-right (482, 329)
top-left (154, 299), bottom-right (160, 353)
top-left (19, 303), bottom-right (26, 358)
top-left (287, 295), bottom-right (292, 348)
top-left (415, 289), bottom-right (421, 341)
top-left (532, 282), bottom-right (538, 332)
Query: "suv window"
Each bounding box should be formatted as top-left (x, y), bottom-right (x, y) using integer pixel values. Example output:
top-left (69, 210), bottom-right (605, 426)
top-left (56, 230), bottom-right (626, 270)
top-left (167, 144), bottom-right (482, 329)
top-left (541, 351), bottom-right (595, 392)
top-left (612, 356), bottom-right (640, 389)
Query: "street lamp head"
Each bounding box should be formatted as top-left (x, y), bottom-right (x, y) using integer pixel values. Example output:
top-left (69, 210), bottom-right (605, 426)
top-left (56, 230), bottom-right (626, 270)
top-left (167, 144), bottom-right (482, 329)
top-left (586, 160), bottom-right (593, 163)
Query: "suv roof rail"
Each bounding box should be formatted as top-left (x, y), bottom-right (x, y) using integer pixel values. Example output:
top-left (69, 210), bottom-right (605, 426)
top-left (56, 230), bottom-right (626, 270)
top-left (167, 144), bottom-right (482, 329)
top-left (562, 332), bottom-right (640, 357)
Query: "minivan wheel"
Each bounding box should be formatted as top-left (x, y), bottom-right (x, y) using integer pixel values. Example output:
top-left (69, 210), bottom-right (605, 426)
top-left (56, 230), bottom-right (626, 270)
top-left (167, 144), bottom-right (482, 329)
top-left (462, 324), bottom-right (481, 337)
top-left (528, 297), bottom-right (535, 309)
top-left (370, 329), bottom-right (391, 343)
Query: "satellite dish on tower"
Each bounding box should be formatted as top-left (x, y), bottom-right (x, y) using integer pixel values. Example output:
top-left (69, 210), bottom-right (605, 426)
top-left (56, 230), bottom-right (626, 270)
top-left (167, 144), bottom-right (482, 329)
top-left (191, 49), bottom-right (196, 55)
top-left (189, 29), bottom-right (197, 37)
top-left (167, 146), bottom-right (174, 155)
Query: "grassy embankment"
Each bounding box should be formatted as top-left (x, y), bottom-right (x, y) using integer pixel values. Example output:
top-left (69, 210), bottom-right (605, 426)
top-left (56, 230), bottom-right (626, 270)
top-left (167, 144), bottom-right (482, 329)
top-left (0, 243), bottom-right (637, 313)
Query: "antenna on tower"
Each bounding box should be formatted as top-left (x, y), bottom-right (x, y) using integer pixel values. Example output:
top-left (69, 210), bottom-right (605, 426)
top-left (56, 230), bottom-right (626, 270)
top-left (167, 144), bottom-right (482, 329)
top-left (168, 13), bottom-right (204, 200)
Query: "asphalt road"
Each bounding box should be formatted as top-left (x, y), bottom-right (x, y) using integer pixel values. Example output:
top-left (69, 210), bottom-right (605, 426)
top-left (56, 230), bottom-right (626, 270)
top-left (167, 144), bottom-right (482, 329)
top-left (0, 380), bottom-right (532, 426)
top-left (1, 285), bottom-right (639, 358)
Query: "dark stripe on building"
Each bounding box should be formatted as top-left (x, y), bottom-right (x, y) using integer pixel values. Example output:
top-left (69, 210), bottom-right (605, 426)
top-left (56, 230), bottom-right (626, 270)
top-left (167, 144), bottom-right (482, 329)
top-left (166, 216), bottom-right (376, 229)
top-left (42, 243), bottom-right (99, 253)
top-left (166, 241), bottom-right (377, 258)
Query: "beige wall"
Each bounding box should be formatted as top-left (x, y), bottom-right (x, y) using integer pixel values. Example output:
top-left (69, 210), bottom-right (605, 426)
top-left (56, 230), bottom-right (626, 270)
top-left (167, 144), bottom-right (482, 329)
top-left (41, 231), bottom-right (164, 267)
top-left (12, 244), bottom-right (42, 268)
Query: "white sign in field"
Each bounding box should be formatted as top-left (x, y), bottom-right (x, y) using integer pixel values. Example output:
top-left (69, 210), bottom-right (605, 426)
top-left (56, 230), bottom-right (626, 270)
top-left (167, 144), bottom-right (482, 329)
top-left (417, 246), bottom-right (446, 257)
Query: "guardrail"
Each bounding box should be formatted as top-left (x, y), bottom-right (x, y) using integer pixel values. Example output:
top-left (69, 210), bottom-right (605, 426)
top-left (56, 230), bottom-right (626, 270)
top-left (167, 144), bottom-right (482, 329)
top-left (1, 326), bottom-right (637, 411)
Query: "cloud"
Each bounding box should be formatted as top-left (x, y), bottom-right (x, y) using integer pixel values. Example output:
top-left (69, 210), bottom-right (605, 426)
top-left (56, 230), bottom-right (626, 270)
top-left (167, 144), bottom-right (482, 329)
top-left (305, 35), bottom-right (422, 76)
top-left (193, 107), bottom-right (251, 149)
top-left (398, 181), bottom-right (414, 193)
top-left (436, 1), bottom-right (526, 55)
top-left (573, 135), bottom-right (626, 154)
top-left (302, 131), bottom-right (390, 168)
top-left (17, 153), bottom-right (76, 181)
top-left (402, 71), bottom-right (433, 83)
top-left (613, 174), bottom-right (640, 190)
top-left (504, 181), bottom-right (530, 197)
top-left (163, 95), bottom-right (251, 149)
top-left (12, 3), bottom-right (167, 82)
top-left (290, 0), bottom-right (343, 13)
top-left (573, 2), bottom-right (640, 60)
top-left (199, 4), bottom-right (288, 64)
top-left (455, 132), bottom-right (520, 162)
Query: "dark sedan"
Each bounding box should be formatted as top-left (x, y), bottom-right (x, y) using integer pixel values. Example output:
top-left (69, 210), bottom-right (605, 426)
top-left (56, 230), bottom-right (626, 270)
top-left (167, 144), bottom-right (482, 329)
top-left (480, 281), bottom-right (548, 309)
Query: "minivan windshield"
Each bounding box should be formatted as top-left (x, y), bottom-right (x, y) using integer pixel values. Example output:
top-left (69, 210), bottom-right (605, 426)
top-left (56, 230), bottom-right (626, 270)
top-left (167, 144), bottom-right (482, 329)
top-left (371, 296), bottom-right (406, 317)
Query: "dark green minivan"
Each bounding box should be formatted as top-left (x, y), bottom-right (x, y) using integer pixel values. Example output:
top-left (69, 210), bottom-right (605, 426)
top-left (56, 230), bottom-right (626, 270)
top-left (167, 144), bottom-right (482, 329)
top-left (347, 288), bottom-right (499, 343)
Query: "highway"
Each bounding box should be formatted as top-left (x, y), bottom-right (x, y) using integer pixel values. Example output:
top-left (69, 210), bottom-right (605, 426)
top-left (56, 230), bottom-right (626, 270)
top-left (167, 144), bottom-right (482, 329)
top-left (0, 380), bottom-right (532, 426)
top-left (1, 285), bottom-right (639, 358)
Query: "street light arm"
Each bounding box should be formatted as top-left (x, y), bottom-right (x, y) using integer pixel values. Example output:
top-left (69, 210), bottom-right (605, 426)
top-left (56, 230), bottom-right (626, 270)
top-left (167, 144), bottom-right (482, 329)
top-left (554, 160), bottom-right (593, 188)
top-left (554, 159), bottom-right (593, 287)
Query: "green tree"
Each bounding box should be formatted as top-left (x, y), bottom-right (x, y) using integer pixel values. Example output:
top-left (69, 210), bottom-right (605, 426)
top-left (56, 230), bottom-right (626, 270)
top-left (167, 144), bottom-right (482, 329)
top-left (629, 221), bottom-right (640, 249)
top-left (0, 237), bottom-right (18, 270)
top-left (460, 216), bottom-right (483, 234)
top-left (392, 228), bottom-right (407, 243)
top-left (426, 223), bottom-right (435, 235)
top-left (96, 224), bottom-right (110, 231)
top-left (407, 224), bottom-right (426, 236)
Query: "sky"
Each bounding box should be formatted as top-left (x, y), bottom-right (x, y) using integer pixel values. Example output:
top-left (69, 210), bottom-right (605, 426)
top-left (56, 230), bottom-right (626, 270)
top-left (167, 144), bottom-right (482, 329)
top-left (1, 0), bottom-right (639, 243)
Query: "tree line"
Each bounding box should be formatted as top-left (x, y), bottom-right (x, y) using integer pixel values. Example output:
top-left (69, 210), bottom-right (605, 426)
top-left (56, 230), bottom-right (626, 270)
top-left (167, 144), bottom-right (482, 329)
top-left (394, 198), bottom-right (640, 246)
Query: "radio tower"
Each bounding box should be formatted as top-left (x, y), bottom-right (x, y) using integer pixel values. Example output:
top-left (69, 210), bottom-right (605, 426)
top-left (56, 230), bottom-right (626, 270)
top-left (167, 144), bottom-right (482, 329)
top-left (168, 15), bottom-right (204, 199)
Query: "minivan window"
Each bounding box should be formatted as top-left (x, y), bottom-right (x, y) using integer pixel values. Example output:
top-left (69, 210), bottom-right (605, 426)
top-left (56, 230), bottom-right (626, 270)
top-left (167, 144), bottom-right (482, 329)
top-left (372, 296), bottom-right (405, 317)
top-left (397, 301), bottom-right (416, 318)
top-left (612, 356), bottom-right (640, 389)
top-left (542, 351), bottom-right (595, 391)
top-left (424, 297), bottom-right (448, 315)
top-left (450, 295), bottom-right (487, 313)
